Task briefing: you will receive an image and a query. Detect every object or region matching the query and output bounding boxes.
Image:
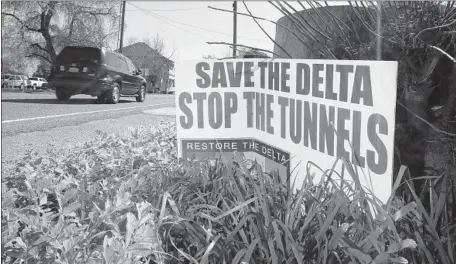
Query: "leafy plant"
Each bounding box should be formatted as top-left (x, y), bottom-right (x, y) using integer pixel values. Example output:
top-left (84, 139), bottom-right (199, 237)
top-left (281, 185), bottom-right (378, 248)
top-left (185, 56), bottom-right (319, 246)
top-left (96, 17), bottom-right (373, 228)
top-left (2, 121), bottom-right (455, 264)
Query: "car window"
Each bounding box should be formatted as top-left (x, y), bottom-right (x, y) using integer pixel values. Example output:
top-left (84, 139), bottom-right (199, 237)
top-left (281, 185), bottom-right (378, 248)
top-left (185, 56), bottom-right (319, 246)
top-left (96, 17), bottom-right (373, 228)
top-left (117, 56), bottom-right (129, 73)
top-left (105, 51), bottom-right (120, 69)
top-left (29, 77), bottom-right (37, 81)
top-left (125, 58), bottom-right (136, 73)
top-left (57, 46), bottom-right (101, 64)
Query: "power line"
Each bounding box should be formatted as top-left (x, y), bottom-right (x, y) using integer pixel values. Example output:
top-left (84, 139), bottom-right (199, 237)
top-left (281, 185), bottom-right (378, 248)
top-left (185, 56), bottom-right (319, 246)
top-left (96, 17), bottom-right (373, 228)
top-left (127, 2), bottom-right (218, 42)
top-left (127, 2), bottom-right (267, 42)
top-left (125, 4), bottom-right (226, 12)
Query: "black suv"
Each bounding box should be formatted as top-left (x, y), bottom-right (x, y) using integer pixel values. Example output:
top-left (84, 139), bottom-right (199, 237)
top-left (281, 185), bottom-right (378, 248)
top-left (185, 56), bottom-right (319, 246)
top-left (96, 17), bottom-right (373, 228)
top-left (48, 46), bottom-right (147, 104)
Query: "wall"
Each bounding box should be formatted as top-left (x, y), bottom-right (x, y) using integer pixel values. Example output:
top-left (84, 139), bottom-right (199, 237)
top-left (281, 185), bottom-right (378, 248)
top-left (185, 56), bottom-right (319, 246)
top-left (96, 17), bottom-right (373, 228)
top-left (273, 5), bottom-right (374, 59)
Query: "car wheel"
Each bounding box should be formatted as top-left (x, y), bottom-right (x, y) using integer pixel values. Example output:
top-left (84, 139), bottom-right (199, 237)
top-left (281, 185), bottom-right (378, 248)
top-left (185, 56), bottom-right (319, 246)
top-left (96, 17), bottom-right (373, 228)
top-left (106, 82), bottom-right (120, 104)
top-left (55, 88), bottom-right (71, 101)
top-left (136, 85), bottom-right (146, 102)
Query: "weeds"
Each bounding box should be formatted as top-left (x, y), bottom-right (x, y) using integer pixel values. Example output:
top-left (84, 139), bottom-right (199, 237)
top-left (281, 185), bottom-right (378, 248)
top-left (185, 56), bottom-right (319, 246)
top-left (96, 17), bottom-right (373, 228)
top-left (1, 121), bottom-right (455, 264)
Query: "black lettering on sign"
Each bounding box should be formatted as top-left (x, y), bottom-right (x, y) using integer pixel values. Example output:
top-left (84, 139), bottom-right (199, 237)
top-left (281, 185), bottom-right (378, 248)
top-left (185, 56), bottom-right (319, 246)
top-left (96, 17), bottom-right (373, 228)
top-left (336, 107), bottom-right (351, 161)
top-left (256, 92), bottom-right (266, 131)
top-left (352, 110), bottom-right (366, 167)
top-left (244, 62), bottom-right (255, 87)
top-left (193, 93), bottom-right (207, 128)
top-left (258, 62), bottom-right (267, 89)
top-left (243, 92), bottom-right (255, 128)
top-left (312, 64), bottom-right (325, 98)
top-left (335, 65), bottom-right (353, 102)
top-left (303, 101), bottom-right (318, 150)
top-left (208, 93), bottom-right (223, 129)
top-left (226, 62), bottom-right (243, 88)
top-left (319, 104), bottom-right (335, 156)
top-left (179, 92), bottom-right (193, 129)
top-left (281, 62), bottom-right (291, 93)
top-left (290, 99), bottom-right (302, 144)
top-left (367, 113), bottom-right (388, 174)
top-left (224, 92), bottom-right (238, 128)
top-left (352, 65), bottom-right (373, 106)
top-left (268, 62), bottom-right (280, 91)
top-left (266, 94), bottom-right (274, 135)
top-left (278, 96), bottom-right (289, 139)
top-left (296, 63), bottom-right (311, 95)
top-left (212, 62), bottom-right (228, 88)
top-left (325, 64), bottom-right (337, 100)
top-left (196, 62), bottom-right (211, 88)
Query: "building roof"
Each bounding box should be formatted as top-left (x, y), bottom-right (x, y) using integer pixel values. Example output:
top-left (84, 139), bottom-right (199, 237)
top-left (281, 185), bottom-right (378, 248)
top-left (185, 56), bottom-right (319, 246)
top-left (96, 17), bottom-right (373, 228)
top-left (115, 42), bottom-right (174, 66)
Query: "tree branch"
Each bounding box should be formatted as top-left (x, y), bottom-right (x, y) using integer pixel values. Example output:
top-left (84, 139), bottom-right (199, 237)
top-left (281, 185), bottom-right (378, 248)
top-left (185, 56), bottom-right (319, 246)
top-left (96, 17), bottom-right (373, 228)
top-left (30, 43), bottom-right (48, 53)
top-left (1, 12), bottom-right (42, 32)
top-left (208, 5), bottom-right (323, 57)
top-left (414, 19), bottom-right (456, 43)
top-left (207, 42), bottom-right (283, 58)
top-left (26, 53), bottom-right (51, 64)
top-left (242, 2), bottom-right (292, 58)
top-left (428, 45), bottom-right (456, 63)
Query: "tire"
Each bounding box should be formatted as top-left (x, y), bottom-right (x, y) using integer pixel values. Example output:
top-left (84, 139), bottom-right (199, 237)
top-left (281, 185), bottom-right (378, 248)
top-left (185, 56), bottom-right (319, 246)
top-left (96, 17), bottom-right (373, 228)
top-left (55, 88), bottom-right (71, 101)
top-left (106, 82), bottom-right (120, 104)
top-left (136, 85), bottom-right (146, 102)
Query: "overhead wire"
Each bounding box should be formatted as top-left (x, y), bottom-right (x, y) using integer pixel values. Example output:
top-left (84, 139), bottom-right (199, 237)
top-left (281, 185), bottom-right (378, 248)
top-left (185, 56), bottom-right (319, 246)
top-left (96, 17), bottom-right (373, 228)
top-left (127, 2), bottom-right (268, 42)
top-left (125, 4), bottom-right (226, 12)
top-left (127, 2), bottom-right (218, 41)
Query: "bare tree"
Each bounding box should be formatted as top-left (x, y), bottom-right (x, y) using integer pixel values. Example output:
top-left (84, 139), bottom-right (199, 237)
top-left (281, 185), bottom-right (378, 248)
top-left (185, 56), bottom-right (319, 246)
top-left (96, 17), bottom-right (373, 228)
top-left (1, 1), bottom-right (120, 67)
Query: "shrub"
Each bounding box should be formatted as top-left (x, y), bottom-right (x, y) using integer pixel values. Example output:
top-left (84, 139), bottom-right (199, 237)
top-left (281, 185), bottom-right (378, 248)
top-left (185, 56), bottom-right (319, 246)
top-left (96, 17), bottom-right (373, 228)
top-left (1, 121), bottom-right (455, 264)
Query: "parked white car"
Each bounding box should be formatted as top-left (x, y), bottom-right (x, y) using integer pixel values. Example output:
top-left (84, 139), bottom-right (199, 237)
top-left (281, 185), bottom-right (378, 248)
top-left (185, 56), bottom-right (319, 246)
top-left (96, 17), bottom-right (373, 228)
top-left (28, 77), bottom-right (48, 89)
top-left (1, 74), bottom-right (11, 87)
top-left (4, 75), bottom-right (27, 89)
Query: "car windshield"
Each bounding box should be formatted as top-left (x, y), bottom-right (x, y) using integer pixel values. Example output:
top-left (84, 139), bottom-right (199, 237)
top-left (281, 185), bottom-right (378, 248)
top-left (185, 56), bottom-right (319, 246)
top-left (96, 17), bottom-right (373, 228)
top-left (57, 46), bottom-right (102, 64)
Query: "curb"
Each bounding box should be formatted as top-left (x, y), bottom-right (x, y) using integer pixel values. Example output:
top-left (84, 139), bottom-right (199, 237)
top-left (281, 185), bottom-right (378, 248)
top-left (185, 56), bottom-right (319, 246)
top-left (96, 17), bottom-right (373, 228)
top-left (1, 88), bottom-right (53, 93)
top-left (143, 107), bottom-right (176, 117)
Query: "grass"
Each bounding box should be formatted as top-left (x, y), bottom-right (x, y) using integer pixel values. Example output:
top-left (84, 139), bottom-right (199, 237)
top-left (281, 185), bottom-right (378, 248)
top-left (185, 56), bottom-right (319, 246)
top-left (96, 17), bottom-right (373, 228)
top-left (1, 121), bottom-right (455, 264)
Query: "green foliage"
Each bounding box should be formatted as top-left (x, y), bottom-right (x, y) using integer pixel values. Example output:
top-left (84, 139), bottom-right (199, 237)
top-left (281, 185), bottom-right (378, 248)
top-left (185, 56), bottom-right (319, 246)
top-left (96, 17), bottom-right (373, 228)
top-left (2, 121), bottom-right (455, 264)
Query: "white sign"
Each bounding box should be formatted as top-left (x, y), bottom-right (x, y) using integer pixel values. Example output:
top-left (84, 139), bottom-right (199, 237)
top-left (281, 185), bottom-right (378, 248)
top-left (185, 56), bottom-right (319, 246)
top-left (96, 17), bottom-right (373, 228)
top-left (175, 59), bottom-right (398, 203)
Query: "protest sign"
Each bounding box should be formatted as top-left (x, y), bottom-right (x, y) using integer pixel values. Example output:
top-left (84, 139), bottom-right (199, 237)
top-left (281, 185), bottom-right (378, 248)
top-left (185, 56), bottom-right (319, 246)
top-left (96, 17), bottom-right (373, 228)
top-left (175, 59), bottom-right (398, 203)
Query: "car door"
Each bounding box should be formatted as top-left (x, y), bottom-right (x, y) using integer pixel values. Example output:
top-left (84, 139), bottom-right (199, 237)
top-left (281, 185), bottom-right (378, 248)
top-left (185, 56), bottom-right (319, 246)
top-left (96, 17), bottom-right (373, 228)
top-left (7, 76), bottom-right (13, 87)
top-left (12, 76), bottom-right (19, 87)
top-left (125, 58), bottom-right (142, 94)
top-left (118, 56), bottom-right (137, 95)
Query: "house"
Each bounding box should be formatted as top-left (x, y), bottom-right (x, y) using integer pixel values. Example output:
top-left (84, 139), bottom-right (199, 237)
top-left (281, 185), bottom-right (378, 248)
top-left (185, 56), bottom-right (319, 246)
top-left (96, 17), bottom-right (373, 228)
top-left (116, 42), bottom-right (174, 93)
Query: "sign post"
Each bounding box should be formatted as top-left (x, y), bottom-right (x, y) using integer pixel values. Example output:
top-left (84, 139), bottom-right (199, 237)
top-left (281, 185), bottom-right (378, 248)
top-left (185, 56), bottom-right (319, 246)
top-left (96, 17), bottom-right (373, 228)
top-left (175, 59), bottom-right (398, 203)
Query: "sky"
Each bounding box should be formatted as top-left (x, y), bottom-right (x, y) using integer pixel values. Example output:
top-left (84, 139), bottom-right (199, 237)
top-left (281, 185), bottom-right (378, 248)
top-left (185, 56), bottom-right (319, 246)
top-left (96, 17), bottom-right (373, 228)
top-left (121, 1), bottom-right (351, 61)
top-left (121, 1), bottom-right (283, 61)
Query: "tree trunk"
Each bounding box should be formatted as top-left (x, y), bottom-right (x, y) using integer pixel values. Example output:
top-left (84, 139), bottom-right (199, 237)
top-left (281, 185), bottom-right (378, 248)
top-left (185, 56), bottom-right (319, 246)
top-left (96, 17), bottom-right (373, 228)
top-left (41, 2), bottom-right (57, 67)
top-left (442, 67), bottom-right (456, 121)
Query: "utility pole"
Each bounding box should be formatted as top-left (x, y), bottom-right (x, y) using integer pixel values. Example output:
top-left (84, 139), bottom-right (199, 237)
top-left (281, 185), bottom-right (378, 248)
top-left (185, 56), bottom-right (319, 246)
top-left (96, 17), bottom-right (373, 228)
top-left (232, 1), bottom-right (237, 58)
top-left (376, 1), bottom-right (382, 60)
top-left (119, 1), bottom-right (126, 53)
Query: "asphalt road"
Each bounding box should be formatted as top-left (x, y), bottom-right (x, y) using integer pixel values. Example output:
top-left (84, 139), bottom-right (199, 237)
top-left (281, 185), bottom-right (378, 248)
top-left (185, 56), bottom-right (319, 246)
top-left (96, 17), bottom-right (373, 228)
top-left (1, 90), bottom-right (176, 163)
